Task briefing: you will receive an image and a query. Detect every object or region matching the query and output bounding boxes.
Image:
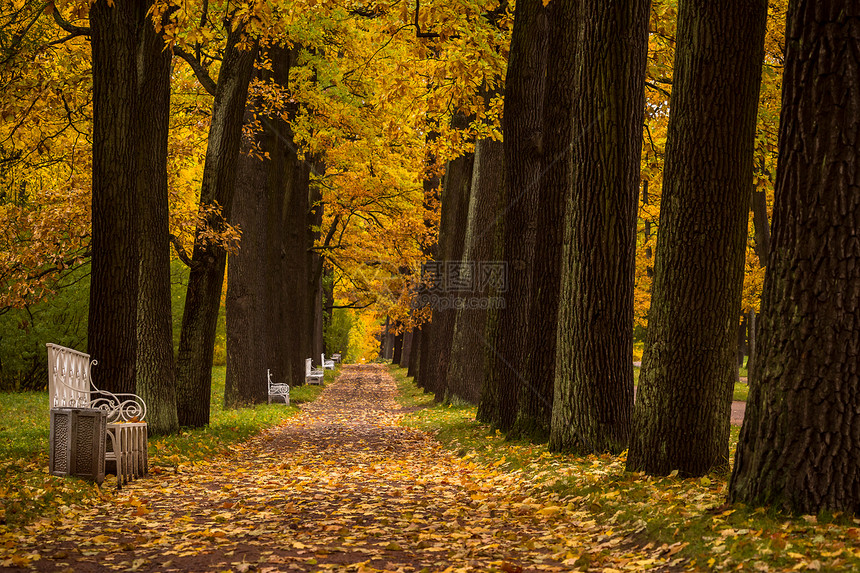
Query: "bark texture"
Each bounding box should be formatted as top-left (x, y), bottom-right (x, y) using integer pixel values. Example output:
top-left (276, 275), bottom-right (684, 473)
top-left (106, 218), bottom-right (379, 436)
top-left (134, 10), bottom-right (179, 434)
top-left (447, 139), bottom-right (505, 405)
top-left (176, 29), bottom-right (257, 427)
top-left (550, 0), bottom-right (650, 455)
top-left (425, 150), bottom-right (474, 399)
top-left (627, 0), bottom-right (766, 474)
top-left (225, 48), bottom-right (294, 408)
top-left (729, 1), bottom-right (860, 513)
top-left (477, 0), bottom-right (547, 431)
top-left (87, 0), bottom-right (144, 395)
top-left (511, 0), bottom-right (574, 442)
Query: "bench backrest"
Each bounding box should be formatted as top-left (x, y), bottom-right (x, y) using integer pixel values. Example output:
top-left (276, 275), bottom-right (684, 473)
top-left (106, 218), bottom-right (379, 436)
top-left (47, 343), bottom-right (93, 409)
top-left (305, 357), bottom-right (313, 375)
top-left (46, 343), bottom-right (147, 423)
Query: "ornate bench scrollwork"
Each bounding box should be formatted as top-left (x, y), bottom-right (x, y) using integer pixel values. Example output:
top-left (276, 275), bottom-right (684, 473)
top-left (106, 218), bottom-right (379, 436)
top-left (47, 343), bottom-right (148, 489)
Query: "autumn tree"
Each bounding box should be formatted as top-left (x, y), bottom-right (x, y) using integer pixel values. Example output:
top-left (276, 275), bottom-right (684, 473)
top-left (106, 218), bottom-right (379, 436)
top-left (729, 0), bottom-right (860, 513)
top-left (477, 0), bottom-right (546, 432)
top-left (87, 0), bottom-right (146, 395)
top-left (627, 0), bottom-right (767, 475)
top-left (549, 0), bottom-right (650, 454)
top-left (175, 23), bottom-right (258, 427)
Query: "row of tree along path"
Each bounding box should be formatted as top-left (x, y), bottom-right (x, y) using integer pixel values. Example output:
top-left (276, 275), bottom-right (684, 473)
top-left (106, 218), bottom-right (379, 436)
top-left (5, 366), bottom-right (684, 572)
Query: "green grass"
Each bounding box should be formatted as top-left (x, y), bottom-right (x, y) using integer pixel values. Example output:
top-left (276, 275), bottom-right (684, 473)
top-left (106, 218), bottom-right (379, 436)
top-left (390, 365), bottom-right (860, 572)
top-left (0, 366), bottom-right (324, 530)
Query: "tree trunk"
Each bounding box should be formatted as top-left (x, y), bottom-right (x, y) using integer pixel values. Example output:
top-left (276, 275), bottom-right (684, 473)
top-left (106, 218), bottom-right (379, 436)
top-left (407, 327), bottom-right (421, 378)
top-left (751, 186), bottom-right (770, 268)
top-left (176, 30), bottom-right (258, 426)
top-left (425, 149), bottom-right (474, 399)
top-left (729, 1), bottom-right (860, 514)
top-left (447, 139), bottom-right (505, 405)
top-left (627, 0), bottom-right (766, 475)
top-left (309, 180), bottom-right (325, 362)
top-left (392, 330), bottom-right (404, 365)
top-left (510, 0), bottom-right (575, 442)
top-left (134, 9), bottom-right (179, 434)
top-left (225, 47), bottom-right (293, 408)
top-left (400, 330), bottom-right (413, 368)
top-left (477, 0), bottom-right (547, 431)
top-left (280, 141), bottom-right (313, 384)
top-left (550, 0), bottom-right (650, 455)
top-left (87, 0), bottom-right (145, 395)
top-left (747, 309), bottom-right (756, 375)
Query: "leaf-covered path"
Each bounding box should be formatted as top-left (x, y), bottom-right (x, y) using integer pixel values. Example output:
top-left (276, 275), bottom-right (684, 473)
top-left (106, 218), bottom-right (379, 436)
top-left (4, 365), bottom-right (684, 572)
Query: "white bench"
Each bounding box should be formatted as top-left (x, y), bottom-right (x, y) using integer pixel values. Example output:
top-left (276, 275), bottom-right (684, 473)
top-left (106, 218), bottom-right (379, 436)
top-left (306, 358), bottom-right (324, 385)
top-left (267, 368), bottom-right (290, 405)
top-left (331, 353), bottom-right (342, 363)
top-left (321, 353), bottom-right (335, 370)
top-left (47, 343), bottom-right (148, 489)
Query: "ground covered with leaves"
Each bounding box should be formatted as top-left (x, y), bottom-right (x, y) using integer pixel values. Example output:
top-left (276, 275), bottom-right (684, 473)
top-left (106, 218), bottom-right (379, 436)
top-left (2, 365), bottom-right (687, 572)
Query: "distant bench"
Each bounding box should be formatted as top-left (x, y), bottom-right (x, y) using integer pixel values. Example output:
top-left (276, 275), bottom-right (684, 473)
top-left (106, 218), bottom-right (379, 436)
top-left (306, 358), bottom-right (324, 385)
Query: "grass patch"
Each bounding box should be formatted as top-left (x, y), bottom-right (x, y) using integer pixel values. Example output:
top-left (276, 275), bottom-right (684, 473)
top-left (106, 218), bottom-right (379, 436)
top-left (0, 365), bottom-right (322, 530)
top-left (391, 365), bottom-right (860, 572)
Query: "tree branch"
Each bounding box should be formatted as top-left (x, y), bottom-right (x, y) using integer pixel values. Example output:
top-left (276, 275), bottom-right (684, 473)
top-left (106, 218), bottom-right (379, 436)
top-left (174, 46), bottom-right (217, 96)
top-left (51, 5), bottom-right (90, 37)
top-left (169, 234), bottom-right (197, 268)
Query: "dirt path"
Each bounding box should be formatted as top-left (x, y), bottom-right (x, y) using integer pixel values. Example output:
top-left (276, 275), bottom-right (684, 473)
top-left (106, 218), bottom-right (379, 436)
top-left (3, 365), bottom-right (683, 572)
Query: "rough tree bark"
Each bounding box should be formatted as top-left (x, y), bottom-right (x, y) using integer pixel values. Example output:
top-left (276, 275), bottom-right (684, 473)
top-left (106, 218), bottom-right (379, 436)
top-left (510, 0), bottom-right (575, 442)
top-left (225, 47), bottom-right (293, 407)
top-left (627, 0), bottom-right (766, 474)
top-left (135, 7), bottom-right (179, 434)
top-left (447, 139), bottom-right (505, 405)
top-left (87, 0), bottom-right (145, 395)
top-left (400, 330), bottom-right (413, 368)
top-left (550, 0), bottom-right (651, 455)
top-left (176, 27), bottom-right (258, 427)
top-left (425, 148), bottom-right (474, 400)
top-left (477, 0), bottom-right (547, 431)
top-left (729, 0), bottom-right (860, 514)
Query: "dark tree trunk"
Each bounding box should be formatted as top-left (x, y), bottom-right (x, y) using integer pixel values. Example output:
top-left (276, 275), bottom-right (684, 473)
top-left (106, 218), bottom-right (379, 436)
top-left (400, 330), bottom-right (413, 368)
top-left (134, 10), bottom-right (179, 435)
top-left (730, 1), bottom-right (860, 514)
top-left (550, 0), bottom-right (651, 455)
top-left (737, 315), bottom-right (748, 369)
top-left (751, 186), bottom-right (770, 268)
top-left (747, 309), bottom-right (756, 375)
top-left (477, 0), bottom-right (547, 431)
top-left (225, 47), bottom-right (293, 408)
top-left (87, 0), bottom-right (145, 395)
top-left (176, 30), bottom-right (258, 427)
top-left (322, 264), bottom-right (334, 354)
top-left (309, 181), bottom-right (325, 362)
top-left (392, 330), bottom-right (404, 365)
top-left (627, 0), bottom-right (766, 475)
top-left (447, 139), bottom-right (505, 405)
top-left (425, 149), bottom-right (474, 400)
top-left (511, 0), bottom-right (574, 442)
top-left (407, 327), bottom-right (421, 378)
top-left (281, 142), bottom-right (313, 384)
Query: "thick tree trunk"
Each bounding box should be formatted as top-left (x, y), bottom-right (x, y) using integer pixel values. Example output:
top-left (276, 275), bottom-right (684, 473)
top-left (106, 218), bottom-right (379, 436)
top-left (407, 327), bottom-right (421, 378)
top-left (400, 330), bottom-right (413, 368)
top-left (447, 139), bottom-right (505, 405)
top-left (87, 0), bottom-right (144, 395)
top-left (550, 0), bottom-right (650, 455)
top-left (134, 10), bottom-right (179, 434)
top-left (176, 30), bottom-right (257, 426)
top-left (281, 145), bottom-right (313, 384)
top-left (425, 150), bottom-right (474, 400)
top-left (511, 0), bottom-right (574, 442)
top-left (730, 1), bottom-right (860, 514)
top-left (309, 181), bottom-right (325, 362)
top-left (225, 48), bottom-right (293, 408)
top-left (627, 0), bottom-right (766, 475)
top-left (477, 0), bottom-right (547, 431)
top-left (392, 330), bottom-right (404, 365)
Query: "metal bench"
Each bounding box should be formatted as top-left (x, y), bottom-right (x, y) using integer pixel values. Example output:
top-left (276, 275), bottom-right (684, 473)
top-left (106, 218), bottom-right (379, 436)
top-left (267, 368), bottom-right (290, 405)
top-left (305, 358), bottom-right (324, 385)
top-left (321, 353), bottom-right (335, 370)
top-left (46, 343), bottom-right (148, 489)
